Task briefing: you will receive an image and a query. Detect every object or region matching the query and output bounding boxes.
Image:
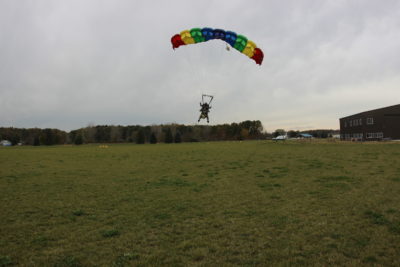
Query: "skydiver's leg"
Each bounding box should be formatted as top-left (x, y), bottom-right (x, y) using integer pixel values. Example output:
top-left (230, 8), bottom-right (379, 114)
top-left (198, 113), bottom-right (204, 122)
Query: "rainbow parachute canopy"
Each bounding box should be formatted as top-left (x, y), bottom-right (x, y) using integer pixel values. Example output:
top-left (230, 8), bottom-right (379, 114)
top-left (171, 27), bottom-right (264, 65)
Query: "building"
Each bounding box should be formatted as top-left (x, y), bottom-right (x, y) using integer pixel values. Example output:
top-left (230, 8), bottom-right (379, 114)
top-left (0, 140), bottom-right (12, 146)
top-left (340, 104), bottom-right (400, 141)
top-left (299, 133), bottom-right (313, 139)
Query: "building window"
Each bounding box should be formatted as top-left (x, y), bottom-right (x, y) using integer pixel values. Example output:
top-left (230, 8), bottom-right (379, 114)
top-left (344, 121), bottom-right (347, 127)
top-left (350, 133), bottom-right (363, 140)
top-left (359, 118), bottom-right (362, 125)
top-left (366, 132), bottom-right (383, 139)
top-left (350, 120), bottom-right (353, 127)
top-left (367, 117), bottom-right (374, 125)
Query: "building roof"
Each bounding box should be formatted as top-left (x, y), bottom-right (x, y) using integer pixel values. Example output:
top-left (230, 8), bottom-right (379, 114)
top-left (340, 104), bottom-right (400, 120)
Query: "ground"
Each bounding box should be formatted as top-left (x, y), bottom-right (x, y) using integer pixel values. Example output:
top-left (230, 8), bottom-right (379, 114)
top-left (0, 140), bottom-right (400, 266)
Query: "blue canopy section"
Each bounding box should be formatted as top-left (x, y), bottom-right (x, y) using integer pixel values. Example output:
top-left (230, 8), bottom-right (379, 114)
top-left (213, 29), bottom-right (226, 40)
top-left (201, 27), bottom-right (214, 41)
top-left (198, 28), bottom-right (238, 47)
top-left (224, 31), bottom-right (237, 47)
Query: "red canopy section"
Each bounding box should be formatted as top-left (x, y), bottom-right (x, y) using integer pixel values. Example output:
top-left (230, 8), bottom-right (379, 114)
top-left (171, 34), bottom-right (185, 49)
top-left (251, 48), bottom-right (264, 65)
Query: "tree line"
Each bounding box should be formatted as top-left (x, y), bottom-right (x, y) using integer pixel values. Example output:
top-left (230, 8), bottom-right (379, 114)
top-left (1, 121), bottom-right (340, 146)
top-left (0, 127), bottom-right (67, 146)
top-left (0, 120), bottom-right (264, 145)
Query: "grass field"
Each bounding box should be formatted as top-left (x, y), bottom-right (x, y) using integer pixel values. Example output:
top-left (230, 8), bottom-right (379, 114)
top-left (1, 140), bottom-right (400, 266)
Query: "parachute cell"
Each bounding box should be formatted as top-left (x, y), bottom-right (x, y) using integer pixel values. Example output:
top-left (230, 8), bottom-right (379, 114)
top-left (180, 30), bottom-right (195, 45)
top-left (171, 34), bottom-right (185, 49)
top-left (171, 27), bottom-right (264, 65)
top-left (242, 40), bottom-right (257, 58)
top-left (201, 27), bottom-right (214, 41)
top-left (225, 31), bottom-right (237, 47)
top-left (251, 48), bottom-right (264, 65)
top-left (213, 29), bottom-right (226, 40)
top-left (233, 35), bottom-right (247, 52)
top-left (190, 28), bottom-right (205, 43)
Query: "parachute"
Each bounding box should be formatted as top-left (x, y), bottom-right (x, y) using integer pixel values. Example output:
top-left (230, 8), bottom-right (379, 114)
top-left (171, 27), bottom-right (264, 65)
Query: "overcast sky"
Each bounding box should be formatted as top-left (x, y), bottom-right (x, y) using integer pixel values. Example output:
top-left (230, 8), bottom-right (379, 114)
top-left (1, 0), bottom-right (399, 132)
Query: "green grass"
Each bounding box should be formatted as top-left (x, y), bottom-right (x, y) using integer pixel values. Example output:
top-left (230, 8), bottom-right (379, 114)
top-left (1, 140), bottom-right (400, 266)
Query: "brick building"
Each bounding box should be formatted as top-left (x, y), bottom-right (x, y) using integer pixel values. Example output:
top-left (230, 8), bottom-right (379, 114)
top-left (340, 104), bottom-right (400, 141)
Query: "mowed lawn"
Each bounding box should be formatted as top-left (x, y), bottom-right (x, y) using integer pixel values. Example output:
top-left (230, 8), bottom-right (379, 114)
top-left (1, 141), bottom-right (400, 266)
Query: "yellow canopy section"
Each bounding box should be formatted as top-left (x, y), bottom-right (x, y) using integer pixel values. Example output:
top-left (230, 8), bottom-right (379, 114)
top-left (242, 40), bottom-right (257, 57)
top-left (180, 30), bottom-right (195, 45)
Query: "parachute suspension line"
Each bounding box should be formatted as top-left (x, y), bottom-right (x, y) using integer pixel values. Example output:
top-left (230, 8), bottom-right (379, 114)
top-left (221, 41), bottom-right (237, 98)
top-left (181, 46), bottom-right (202, 97)
top-left (217, 39), bottom-right (226, 73)
top-left (231, 57), bottom-right (247, 105)
top-left (188, 50), bottom-right (198, 94)
top-left (192, 47), bottom-right (207, 97)
top-left (182, 47), bottom-right (208, 119)
top-left (180, 47), bottom-right (195, 83)
top-left (208, 39), bottom-right (228, 99)
top-left (198, 48), bottom-right (207, 95)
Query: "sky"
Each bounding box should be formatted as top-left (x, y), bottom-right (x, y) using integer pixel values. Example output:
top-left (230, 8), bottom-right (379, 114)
top-left (1, 0), bottom-right (399, 132)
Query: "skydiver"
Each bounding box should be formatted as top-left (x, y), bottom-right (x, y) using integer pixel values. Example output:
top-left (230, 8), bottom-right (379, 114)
top-left (198, 102), bottom-right (211, 123)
